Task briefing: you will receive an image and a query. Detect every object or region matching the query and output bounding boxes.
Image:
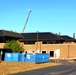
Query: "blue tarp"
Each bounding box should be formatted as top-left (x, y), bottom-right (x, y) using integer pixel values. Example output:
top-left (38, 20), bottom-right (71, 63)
top-left (18, 53), bottom-right (25, 62)
top-left (25, 53), bottom-right (50, 63)
top-left (35, 54), bottom-right (50, 63)
top-left (25, 53), bottom-right (35, 63)
top-left (5, 53), bottom-right (50, 63)
top-left (5, 53), bottom-right (19, 62)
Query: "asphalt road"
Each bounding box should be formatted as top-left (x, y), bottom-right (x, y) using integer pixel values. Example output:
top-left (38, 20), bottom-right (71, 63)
top-left (12, 61), bottom-right (76, 75)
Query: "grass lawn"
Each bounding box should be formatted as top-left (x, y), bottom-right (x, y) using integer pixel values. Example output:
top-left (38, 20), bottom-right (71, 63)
top-left (0, 61), bottom-right (61, 75)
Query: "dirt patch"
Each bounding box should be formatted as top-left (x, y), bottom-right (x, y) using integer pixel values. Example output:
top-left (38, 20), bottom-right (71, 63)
top-left (0, 61), bottom-right (61, 75)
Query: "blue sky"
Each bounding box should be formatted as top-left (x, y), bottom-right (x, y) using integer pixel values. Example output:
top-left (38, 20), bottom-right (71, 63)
top-left (0, 0), bottom-right (76, 37)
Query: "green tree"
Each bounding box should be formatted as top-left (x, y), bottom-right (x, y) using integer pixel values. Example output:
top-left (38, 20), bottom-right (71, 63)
top-left (3, 40), bottom-right (24, 53)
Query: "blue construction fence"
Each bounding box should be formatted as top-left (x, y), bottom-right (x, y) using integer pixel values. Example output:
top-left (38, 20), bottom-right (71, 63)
top-left (4, 53), bottom-right (50, 63)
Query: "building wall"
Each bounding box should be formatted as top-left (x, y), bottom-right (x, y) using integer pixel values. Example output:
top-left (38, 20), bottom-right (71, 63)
top-left (0, 42), bottom-right (76, 59)
top-left (23, 41), bottom-right (76, 59)
top-left (0, 43), bottom-right (5, 48)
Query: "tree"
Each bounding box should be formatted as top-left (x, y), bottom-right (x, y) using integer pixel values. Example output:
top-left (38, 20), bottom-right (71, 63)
top-left (3, 40), bottom-right (24, 53)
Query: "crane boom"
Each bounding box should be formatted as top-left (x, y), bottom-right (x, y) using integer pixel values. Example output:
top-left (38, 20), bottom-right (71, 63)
top-left (22, 9), bottom-right (31, 33)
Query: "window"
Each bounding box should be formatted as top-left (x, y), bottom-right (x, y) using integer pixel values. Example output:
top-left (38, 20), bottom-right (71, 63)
top-left (42, 41), bottom-right (47, 44)
top-left (25, 51), bottom-right (27, 53)
top-left (42, 51), bottom-right (46, 54)
top-left (24, 41), bottom-right (35, 44)
top-left (32, 51), bottom-right (35, 53)
top-left (50, 51), bottom-right (54, 57)
top-left (42, 41), bottom-right (57, 44)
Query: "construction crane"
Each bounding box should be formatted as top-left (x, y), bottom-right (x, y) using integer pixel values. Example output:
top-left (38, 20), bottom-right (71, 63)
top-left (22, 9), bottom-right (31, 33)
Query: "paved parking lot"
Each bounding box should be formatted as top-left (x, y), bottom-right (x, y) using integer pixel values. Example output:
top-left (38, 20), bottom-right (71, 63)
top-left (12, 61), bottom-right (76, 75)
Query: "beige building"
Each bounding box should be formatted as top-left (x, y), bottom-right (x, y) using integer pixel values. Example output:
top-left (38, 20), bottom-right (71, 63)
top-left (0, 30), bottom-right (76, 60)
top-left (20, 32), bottom-right (76, 59)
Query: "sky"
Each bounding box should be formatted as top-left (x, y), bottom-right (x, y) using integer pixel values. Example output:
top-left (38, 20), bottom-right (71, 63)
top-left (0, 0), bottom-right (76, 37)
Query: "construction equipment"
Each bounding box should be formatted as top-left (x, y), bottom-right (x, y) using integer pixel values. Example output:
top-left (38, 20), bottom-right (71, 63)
top-left (22, 9), bottom-right (31, 33)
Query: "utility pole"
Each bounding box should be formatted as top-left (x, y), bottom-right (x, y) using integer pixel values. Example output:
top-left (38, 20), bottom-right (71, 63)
top-left (68, 45), bottom-right (69, 61)
top-left (36, 31), bottom-right (38, 52)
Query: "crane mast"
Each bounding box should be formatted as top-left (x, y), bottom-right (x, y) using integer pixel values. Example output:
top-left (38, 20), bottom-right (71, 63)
top-left (22, 9), bottom-right (31, 33)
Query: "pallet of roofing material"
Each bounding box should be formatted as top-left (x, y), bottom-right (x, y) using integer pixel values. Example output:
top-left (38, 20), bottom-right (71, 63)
top-left (4, 53), bottom-right (19, 62)
top-left (25, 53), bottom-right (50, 63)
